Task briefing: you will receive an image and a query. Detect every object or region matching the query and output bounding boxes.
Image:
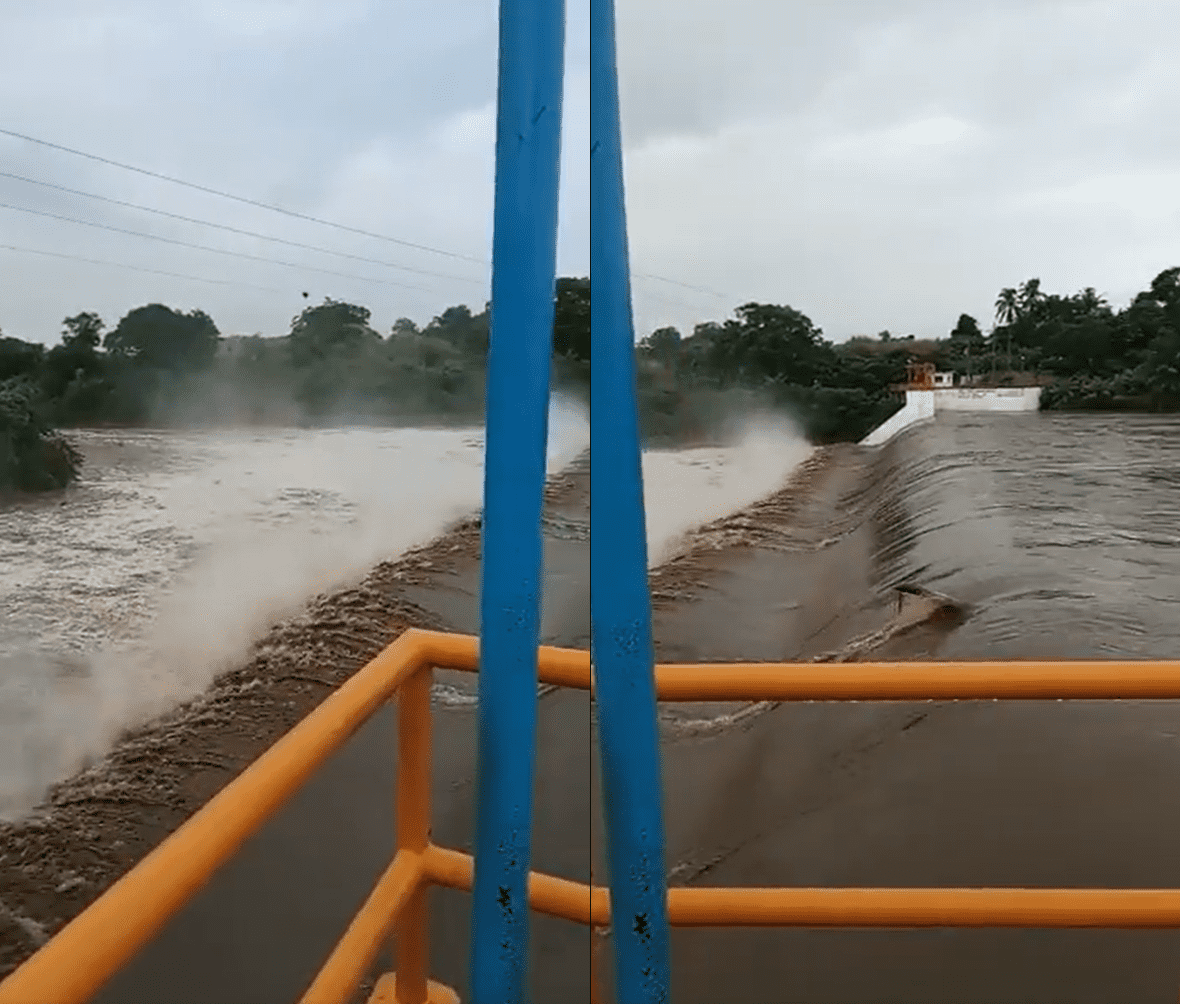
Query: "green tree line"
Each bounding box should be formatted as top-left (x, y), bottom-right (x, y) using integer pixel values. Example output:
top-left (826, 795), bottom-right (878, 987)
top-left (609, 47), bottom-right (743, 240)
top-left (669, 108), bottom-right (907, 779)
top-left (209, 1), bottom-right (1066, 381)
top-left (636, 265), bottom-right (1180, 444)
top-left (0, 277), bottom-right (589, 491)
top-left (3, 266), bottom-right (1177, 491)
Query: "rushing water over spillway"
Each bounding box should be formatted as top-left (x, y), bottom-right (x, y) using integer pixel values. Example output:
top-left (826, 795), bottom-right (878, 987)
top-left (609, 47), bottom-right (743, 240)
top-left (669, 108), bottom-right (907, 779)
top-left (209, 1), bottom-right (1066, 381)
top-left (5, 410), bottom-right (1180, 998)
top-left (866, 411), bottom-right (1180, 661)
top-left (646, 411), bottom-right (1180, 1004)
top-left (0, 413), bottom-right (813, 820)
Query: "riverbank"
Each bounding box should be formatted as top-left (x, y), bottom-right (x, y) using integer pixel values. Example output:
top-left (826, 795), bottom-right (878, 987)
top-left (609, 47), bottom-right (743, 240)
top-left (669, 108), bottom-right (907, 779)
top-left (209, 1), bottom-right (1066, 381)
top-left (0, 378), bottom-right (81, 492)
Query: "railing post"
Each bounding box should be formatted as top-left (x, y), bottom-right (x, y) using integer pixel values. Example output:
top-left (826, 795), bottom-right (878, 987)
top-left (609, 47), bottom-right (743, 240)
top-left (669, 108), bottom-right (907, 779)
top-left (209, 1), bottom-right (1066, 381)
top-left (395, 666), bottom-right (433, 1004)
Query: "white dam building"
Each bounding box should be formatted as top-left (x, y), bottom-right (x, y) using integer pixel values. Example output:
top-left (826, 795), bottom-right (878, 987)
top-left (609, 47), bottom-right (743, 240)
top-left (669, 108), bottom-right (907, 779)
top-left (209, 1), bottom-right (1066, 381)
top-left (861, 364), bottom-right (1042, 447)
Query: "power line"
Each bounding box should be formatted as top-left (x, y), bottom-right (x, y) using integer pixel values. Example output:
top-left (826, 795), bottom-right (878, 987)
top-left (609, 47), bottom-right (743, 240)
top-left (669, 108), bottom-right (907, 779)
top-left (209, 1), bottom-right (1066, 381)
top-left (0, 201), bottom-right (436, 291)
top-left (0, 242), bottom-right (286, 293)
top-left (0, 126), bottom-right (489, 265)
top-left (630, 281), bottom-right (710, 315)
top-left (0, 170), bottom-right (485, 285)
top-left (0, 130), bottom-right (728, 304)
top-left (0, 131), bottom-right (734, 301)
top-left (632, 271), bottom-right (728, 299)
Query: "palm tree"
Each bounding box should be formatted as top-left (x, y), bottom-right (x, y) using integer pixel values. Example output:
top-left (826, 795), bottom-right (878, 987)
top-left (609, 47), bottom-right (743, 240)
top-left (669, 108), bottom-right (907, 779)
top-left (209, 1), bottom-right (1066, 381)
top-left (1075, 286), bottom-right (1107, 316)
top-left (993, 287), bottom-right (1020, 375)
top-left (1018, 278), bottom-right (1043, 318)
top-left (994, 287), bottom-right (1020, 327)
top-left (1013, 279), bottom-right (1048, 373)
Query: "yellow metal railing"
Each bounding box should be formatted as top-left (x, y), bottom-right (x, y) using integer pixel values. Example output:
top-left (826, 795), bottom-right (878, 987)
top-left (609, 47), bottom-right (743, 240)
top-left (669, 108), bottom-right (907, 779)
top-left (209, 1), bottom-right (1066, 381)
top-left (7, 630), bottom-right (1180, 1003)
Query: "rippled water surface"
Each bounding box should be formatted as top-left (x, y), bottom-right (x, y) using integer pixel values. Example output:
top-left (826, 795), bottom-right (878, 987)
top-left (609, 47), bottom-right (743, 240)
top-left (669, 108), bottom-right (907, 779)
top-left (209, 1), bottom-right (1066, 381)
top-left (0, 427), bottom-right (492, 658)
top-left (0, 426), bottom-right (504, 815)
top-left (0, 412), bottom-right (814, 815)
top-left (875, 412), bottom-right (1180, 659)
top-left (9, 409), bottom-right (1167, 817)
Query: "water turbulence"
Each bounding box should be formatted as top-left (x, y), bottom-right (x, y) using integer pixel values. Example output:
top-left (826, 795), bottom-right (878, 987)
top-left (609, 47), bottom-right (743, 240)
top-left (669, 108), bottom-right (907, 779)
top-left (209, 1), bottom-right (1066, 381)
top-left (863, 412), bottom-right (1180, 662)
top-left (6, 409), bottom-right (1176, 821)
top-left (643, 413), bottom-right (813, 567)
top-left (0, 400), bottom-right (593, 822)
top-left (647, 416), bottom-right (1180, 1004)
top-left (648, 412), bottom-right (1180, 745)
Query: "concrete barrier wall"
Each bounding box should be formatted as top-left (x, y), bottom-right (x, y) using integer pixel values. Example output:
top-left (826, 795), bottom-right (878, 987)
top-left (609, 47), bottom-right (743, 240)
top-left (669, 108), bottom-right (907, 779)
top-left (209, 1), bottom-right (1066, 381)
top-left (860, 386), bottom-right (1042, 446)
top-left (860, 390), bottom-right (934, 447)
top-left (933, 387), bottom-right (1042, 412)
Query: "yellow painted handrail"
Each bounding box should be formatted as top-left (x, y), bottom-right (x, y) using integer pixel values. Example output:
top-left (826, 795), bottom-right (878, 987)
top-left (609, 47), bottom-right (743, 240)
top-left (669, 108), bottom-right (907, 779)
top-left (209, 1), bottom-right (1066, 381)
top-left (650, 659), bottom-right (1180, 701)
top-left (0, 629), bottom-right (428, 1004)
top-left (5, 630), bottom-right (1180, 1004)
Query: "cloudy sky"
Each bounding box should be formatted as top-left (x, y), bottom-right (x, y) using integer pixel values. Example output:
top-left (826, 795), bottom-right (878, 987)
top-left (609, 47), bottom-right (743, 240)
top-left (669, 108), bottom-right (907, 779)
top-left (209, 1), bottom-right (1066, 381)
top-left (2, 2), bottom-right (1178, 349)
top-left (0, 0), bottom-right (587, 346)
top-left (619, 0), bottom-right (1180, 341)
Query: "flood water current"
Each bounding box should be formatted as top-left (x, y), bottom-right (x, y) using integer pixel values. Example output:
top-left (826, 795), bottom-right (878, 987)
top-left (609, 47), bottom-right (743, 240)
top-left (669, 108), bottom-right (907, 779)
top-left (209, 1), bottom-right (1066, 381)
top-left (5, 409), bottom-right (1180, 1000)
top-left (3, 409), bottom-right (1177, 819)
top-left (873, 411), bottom-right (1180, 661)
top-left (0, 411), bottom-right (808, 819)
top-left (654, 411), bottom-right (1180, 1004)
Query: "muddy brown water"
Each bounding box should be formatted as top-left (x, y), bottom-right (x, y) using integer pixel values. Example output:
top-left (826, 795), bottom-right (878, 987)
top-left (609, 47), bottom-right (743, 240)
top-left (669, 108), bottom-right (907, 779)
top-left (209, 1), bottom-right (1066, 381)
top-left (8, 411), bottom-right (1180, 1001)
top-left (633, 412), bottom-right (1180, 1004)
top-left (0, 426), bottom-right (802, 1001)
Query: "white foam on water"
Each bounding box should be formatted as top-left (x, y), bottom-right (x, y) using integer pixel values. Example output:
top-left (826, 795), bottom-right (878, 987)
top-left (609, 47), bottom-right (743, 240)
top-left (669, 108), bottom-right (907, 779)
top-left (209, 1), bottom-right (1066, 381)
top-left (0, 395), bottom-right (590, 820)
top-left (643, 413), bottom-right (813, 567)
top-left (0, 399), bottom-right (812, 819)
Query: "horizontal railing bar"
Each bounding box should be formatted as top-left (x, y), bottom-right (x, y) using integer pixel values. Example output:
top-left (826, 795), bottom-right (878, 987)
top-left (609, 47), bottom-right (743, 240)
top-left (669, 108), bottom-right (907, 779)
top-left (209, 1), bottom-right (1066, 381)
top-left (664, 887), bottom-right (1180, 928)
top-left (421, 849), bottom-right (1180, 929)
top-left (299, 850), bottom-right (424, 1004)
top-left (12, 629), bottom-right (1180, 1004)
top-left (416, 630), bottom-right (592, 690)
top-left (432, 636), bottom-right (1180, 701)
top-left (424, 845), bottom-right (610, 926)
top-left (0, 631), bottom-right (429, 1004)
top-left (652, 660), bottom-right (1180, 702)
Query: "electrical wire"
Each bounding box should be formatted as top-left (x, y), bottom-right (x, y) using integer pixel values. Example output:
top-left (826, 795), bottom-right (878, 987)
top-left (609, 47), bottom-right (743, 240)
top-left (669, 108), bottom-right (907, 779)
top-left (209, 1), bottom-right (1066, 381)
top-left (0, 130), bottom-right (726, 304)
top-left (0, 201), bottom-right (436, 291)
top-left (0, 125), bottom-right (488, 264)
top-left (0, 242), bottom-right (286, 293)
top-left (632, 271), bottom-right (728, 298)
top-left (0, 170), bottom-right (484, 285)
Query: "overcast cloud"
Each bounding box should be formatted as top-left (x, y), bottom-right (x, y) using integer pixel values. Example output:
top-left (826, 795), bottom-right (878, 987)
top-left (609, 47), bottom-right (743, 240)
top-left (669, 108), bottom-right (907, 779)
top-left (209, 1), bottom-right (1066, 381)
top-left (0, 0), bottom-right (587, 345)
top-left (2, 2), bottom-right (1177, 349)
top-left (618, 0), bottom-right (1180, 342)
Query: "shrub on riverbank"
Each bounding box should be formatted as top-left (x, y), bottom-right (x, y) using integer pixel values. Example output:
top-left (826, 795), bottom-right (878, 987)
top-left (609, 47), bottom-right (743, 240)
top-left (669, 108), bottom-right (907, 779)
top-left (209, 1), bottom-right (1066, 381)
top-left (0, 378), bottom-right (81, 492)
top-left (1, 286), bottom-right (592, 434)
top-left (635, 380), bottom-right (903, 446)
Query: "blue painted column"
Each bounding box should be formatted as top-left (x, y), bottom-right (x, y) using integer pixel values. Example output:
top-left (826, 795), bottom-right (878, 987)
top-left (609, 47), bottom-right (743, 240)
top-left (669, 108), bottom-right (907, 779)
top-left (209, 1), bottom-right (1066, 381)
top-left (470, 2), bottom-right (565, 1002)
top-left (590, 0), bottom-right (672, 1001)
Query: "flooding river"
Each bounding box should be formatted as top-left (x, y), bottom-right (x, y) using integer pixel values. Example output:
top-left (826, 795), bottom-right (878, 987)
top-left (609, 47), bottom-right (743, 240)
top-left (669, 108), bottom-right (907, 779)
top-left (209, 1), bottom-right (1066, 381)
top-left (873, 411), bottom-right (1180, 660)
top-left (0, 411), bottom-right (808, 820)
top-left (649, 410), bottom-right (1180, 1004)
top-left (5, 408), bottom-right (1180, 999)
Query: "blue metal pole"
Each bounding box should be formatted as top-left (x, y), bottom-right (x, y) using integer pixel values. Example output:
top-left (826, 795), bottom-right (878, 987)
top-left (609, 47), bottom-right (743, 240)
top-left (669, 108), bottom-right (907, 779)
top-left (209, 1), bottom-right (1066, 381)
top-left (471, 2), bottom-right (565, 1002)
top-left (590, 0), bottom-right (672, 1001)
